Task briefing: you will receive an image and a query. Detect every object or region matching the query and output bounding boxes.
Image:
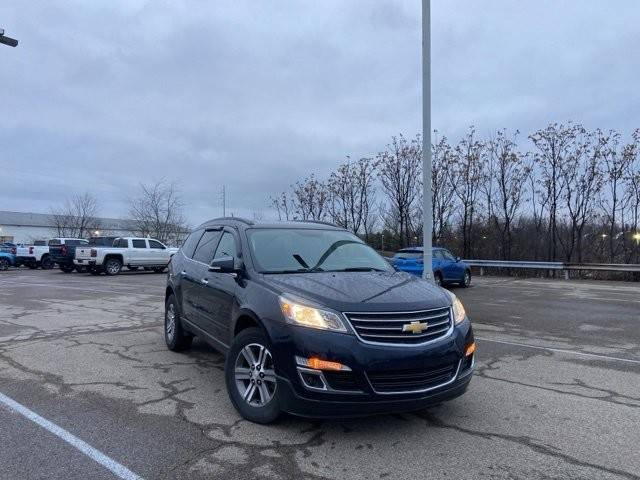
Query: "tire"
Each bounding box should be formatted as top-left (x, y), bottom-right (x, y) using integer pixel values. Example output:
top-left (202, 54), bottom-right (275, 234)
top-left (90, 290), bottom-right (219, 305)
top-left (434, 272), bottom-right (443, 287)
top-left (0, 258), bottom-right (9, 271)
top-left (40, 255), bottom-right (53, 270)
top-left (59, 264), bottom-right (75, 273)
top-left (127, 266), bottom-right (139, 271)
top-left (164, 295), bottom-right (193, 352)
top-left (460, 270), bottom-right (471, 288)
top-left (104, 257), bottom-right (122, 276)
top-left (153, 266), bottom-right (166, 273)
top-left (225, 327), bottom-right (280, 424)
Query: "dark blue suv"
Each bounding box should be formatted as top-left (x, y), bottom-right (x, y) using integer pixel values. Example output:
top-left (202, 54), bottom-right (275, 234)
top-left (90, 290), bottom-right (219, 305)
top-left (165, 218), bottom-right (475, 423)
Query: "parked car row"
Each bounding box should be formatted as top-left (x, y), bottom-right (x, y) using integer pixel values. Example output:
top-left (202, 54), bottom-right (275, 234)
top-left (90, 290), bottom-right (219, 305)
top-left (0, 236), bottom-right (178, 275)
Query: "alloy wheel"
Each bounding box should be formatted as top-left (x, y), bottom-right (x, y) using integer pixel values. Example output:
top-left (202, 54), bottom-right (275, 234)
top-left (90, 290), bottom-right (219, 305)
top-left (234, 343), bottom-right (277, 407)
top-left (165, 303), bottom-right (176, 341)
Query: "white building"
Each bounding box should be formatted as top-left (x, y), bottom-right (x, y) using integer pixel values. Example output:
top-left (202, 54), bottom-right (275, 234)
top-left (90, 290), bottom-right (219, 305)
top-left (0, 211), bottom-right (137, 244)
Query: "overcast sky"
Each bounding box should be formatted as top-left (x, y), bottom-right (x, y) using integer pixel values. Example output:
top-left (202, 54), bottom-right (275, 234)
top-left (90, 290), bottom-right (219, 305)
top-left (2, 1), bottom-right (639, 225)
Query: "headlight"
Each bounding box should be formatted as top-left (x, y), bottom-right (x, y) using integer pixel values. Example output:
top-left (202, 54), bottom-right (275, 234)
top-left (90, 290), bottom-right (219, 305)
top-left (278, 295), bottom-right (348, 332)
top-left (445, 290), bottom-right (467, 324)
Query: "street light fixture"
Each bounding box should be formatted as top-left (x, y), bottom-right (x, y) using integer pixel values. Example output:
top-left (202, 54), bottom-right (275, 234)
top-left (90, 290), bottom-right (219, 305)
top-left (0, 28), bottom-right (19, 47)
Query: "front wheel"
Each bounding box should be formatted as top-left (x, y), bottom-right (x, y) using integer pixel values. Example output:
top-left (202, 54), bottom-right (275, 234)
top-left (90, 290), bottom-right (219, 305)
top-left (59, 264), bottom-right (75, 273)
top-left (225, 328), bottom-right (280, 424)
top-left (460, 270), bottom-right (471, 288)
top-left (0, 258), bottom-right (10, 271)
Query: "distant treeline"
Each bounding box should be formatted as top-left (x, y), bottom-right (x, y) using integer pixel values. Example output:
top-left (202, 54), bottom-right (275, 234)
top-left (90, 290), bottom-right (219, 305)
top-left (270, 124), bottom-right (640, 268)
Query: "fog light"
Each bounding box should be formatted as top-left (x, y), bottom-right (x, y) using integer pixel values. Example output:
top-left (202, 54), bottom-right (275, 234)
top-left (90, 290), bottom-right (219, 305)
top-left (295, 356), bottom-right (350, 371)
top-left (464, 342), bottom-right (476, 357)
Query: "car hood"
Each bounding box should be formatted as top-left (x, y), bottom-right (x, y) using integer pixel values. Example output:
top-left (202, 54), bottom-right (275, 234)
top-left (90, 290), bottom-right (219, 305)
top-left (262, 271), bottom-right (452, 312)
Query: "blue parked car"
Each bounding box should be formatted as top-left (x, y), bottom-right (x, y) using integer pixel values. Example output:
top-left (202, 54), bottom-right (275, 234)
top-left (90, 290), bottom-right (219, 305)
top-left (392, 246), bottom-right (471, 287)
top-left (0, 251), bottom-right (16, 271)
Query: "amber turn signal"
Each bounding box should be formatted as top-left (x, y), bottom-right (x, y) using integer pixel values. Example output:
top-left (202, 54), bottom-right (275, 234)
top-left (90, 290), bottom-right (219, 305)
top-left (464, 342), bottom-right (476, 357)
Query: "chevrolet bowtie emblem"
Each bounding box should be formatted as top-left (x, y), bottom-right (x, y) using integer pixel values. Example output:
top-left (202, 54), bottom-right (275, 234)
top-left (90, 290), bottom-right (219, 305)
top-left (402, 321), bottom-right (429, 334)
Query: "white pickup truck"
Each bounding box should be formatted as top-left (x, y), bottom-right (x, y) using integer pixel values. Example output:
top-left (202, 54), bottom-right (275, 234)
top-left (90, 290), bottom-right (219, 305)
top-left (74, 237), bottom-right (178, 275)
top-left (16, 238), bottom-right (84, 269)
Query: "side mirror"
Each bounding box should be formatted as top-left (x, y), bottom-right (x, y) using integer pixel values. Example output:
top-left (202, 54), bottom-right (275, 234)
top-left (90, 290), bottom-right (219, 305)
top-left (209, 256), bottom-right (236, 273)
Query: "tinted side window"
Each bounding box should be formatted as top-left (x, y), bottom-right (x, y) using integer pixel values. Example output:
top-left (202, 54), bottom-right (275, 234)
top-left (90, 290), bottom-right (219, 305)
top-left (148, 240), bottom-right (165, 249)
top-left (115, 238), bottom-right (129, 248)
top-left (132, 239), bottom-right (147, 248)
top-left (66, 240), bottom-right (81, 246)
top-left (192, 230), bottom-right (221, 264)
top-left (181, 230), bottom-right (204, 259)
top-left (214, 232), bottom-right (237, 260)
top-left (48, 239), bottom-right (61, 246)
top-left (441, 250), bottom-right (456, 261)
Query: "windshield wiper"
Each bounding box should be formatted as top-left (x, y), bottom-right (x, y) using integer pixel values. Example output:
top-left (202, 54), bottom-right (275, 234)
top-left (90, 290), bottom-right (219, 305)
top-left (292, 254), bottom-right (310, 269)
top-left (263, 269), bottom-right (311, 274)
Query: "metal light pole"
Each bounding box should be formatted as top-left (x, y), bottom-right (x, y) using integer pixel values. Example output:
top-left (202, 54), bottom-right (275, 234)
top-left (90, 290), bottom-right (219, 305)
top-left (421, 0), bottom-right (433, 281)
top-left (0, 29), bottom-right (19, 47)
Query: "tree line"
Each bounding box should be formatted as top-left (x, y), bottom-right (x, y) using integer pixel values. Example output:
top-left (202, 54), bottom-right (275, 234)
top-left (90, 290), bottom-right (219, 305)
top-left (270, 123), bottom-right (640, 265)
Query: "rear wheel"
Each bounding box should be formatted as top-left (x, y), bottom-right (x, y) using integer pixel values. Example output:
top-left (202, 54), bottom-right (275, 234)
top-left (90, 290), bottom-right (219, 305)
top-left (104, 257), bottom-right (122, 276)
top-left (225, 327), bottom-right (280, 424)
top-left (40, 255), bottom-right (53, 270)
top-left (0, 258), bottom-right (10, 271)
top-left (164, 295), bottom-right (193, 351)
top-left (59, 264), bottom-right (75, 273)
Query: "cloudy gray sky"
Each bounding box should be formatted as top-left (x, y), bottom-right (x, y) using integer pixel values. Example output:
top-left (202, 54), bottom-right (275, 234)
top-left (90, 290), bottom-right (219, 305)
top-left (2, 1), bottom-right (639, 225)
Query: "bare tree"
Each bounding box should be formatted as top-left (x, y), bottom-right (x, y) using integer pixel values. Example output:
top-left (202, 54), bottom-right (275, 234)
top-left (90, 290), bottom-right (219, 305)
top-left (327, 157), bottom-right (377, 237)
top-left (271, 192), bottom-right (293, 221)
top-left (559, 129), bottom-right (604, 262)
top-left (530, 123), bottom-right (583, 261)
top-left (377, 134), bottom-right (423, 248)
top-left (599, 130), bottom-right (633, 261)
top-left (431, 133), bottom-right (456, 243)
top-left (291, 174), bottom-right (329, 221)
top-left (50, 192), bottom-right (100, 238)
top-left (488, 130), bottom-right (530, 260)
top-left (128, 180), bottom-right (188, 245)
top-left (450, 127), bottom-right (486, 258)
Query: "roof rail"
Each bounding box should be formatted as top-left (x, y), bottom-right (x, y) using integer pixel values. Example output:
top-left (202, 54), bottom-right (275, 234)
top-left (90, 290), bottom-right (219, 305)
top-left (210, 217), bottom-right (255, 226)
top-left (296, 219), bottom-right (341, 228)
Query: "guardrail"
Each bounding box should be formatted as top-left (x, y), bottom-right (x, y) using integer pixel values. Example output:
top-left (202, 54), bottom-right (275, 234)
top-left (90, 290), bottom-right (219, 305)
top-left (462, 259), bottom-right (640, 278)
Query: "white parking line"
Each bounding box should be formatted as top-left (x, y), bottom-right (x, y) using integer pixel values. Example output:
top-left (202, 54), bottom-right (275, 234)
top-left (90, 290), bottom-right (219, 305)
top-left (0, 392), bottom-right (143, 480)
top-left (477, 337), bottom-right (640, 365)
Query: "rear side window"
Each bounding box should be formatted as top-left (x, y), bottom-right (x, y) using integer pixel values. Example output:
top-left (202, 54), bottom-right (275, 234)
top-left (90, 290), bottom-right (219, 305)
top-left (66, 240), bottom-right (82, 246)
top-left (48, 239), bottom-right (61, 246)
top-left (132, 239), bottom-right (147, 249)
top-left (181, 230), bottom-right (204, 259)
top-left (114, 238), bottom-right (128, 248)
top-left (148, 240), bottom-right (165, 249)
top-left (192, 230), bottom-right (221, 264)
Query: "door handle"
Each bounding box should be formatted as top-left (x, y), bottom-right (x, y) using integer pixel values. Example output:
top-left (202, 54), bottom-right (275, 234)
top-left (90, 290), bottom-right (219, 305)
top-left (201, 278), bottom-right (209, 285)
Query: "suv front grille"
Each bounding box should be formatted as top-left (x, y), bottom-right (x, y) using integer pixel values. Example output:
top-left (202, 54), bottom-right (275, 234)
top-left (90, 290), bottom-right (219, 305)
top-left (367, 362), bottom-right (458, 393)
top-left (344, 307), bottom-right (452, 345)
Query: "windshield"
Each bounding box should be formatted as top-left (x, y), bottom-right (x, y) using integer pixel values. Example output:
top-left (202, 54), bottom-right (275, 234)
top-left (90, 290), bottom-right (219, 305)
top-left (247, 228), bottom-right (393, 274)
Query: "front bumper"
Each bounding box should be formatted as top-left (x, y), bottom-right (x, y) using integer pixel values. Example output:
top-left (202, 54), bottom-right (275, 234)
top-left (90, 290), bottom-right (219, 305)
top-left (266, 318), bottom-right (475, 418)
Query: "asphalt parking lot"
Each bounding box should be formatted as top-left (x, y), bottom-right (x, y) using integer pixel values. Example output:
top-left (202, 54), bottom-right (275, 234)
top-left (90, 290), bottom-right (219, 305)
top-left (0, 269), bottom-right (638, 480)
